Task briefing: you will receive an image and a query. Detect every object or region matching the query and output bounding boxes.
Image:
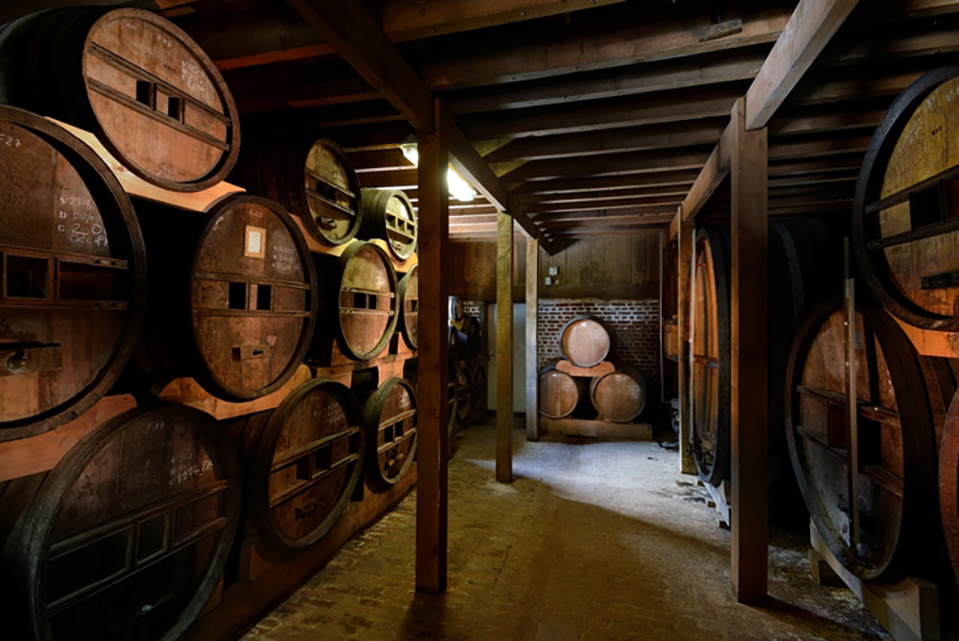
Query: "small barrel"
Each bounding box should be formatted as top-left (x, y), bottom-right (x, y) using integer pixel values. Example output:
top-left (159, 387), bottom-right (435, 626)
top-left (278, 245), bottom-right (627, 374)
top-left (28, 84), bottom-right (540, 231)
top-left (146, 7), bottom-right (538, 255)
top-left (360, 188), bottom-right (417, 261)
top-left (0, 106), bottom-right (146, 440)
top-left (786, 301), bottom-right (941, 582)
top-left (448, 295), bottom-right (464, 322)
top-left (130, 194), bottom-right (317, 401)
top-left (559, 316), bottom-right (610, 368)
top-left (311, 241), bottom-right (399, 362)
top-left (235, 138), bottom-right (361, 246)
top-left (0, 8), bottom-right (239, 192)
top-left (590, 366), bottom-right (646, 423)
top-left (470, 363), bottom-right (487, 414)
top-left (398, 264), bottom-right (419, 349)
top-left (363, 377), bottom-right (417, 492)
top-left (238, 378), bottom-right (363, 552)
top-left (853, 65), bottom-right (959, 331)
top-left (538, 363), bottom-right (586, 419)
top-left (455, 364), bottom-right (473, 423)
top-left (454, 315), bottom-right (482, 366)
top-left (0, 405), bottom-right (241, 640)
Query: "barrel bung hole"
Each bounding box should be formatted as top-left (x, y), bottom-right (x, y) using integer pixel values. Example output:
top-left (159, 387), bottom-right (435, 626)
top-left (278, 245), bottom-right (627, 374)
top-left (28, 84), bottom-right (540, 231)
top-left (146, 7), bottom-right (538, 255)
top-left (6, 255), bottom-right (49, 298)
top-left (383, 423), bottom-right (395, 443)
top-left (228, 282), bottom-right (247, 310)
top-left (256, 284), bottom-right (272, 311)
top-left (315, 445), bottom-right (332, 472)
top-left (135, 80), bottom-right (154, 108)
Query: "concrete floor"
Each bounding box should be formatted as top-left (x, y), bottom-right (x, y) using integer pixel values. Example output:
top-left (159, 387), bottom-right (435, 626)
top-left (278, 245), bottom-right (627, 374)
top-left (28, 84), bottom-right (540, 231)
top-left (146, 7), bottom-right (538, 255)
top-left (242, 419), bottom-right (888, 641)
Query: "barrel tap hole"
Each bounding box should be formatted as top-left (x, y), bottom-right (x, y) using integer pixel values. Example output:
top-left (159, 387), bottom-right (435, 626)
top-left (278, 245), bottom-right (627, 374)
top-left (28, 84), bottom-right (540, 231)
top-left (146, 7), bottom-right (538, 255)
top-left (167, 96), bottom-right (183, 121)
top-left (135, 80), bottom-right (155, 108)
top-left (383, 424), bottom-right (395, 443)
top-left (256, 284), bottom-right (272, 311)
top-left (228, 282), bottom-right (247, 310)
top-left (315, 446), bottom-right (332, 472)
top-left (368, 294), bottom-right (378, 310)
top-left (353, 292), bottom-right (367, 309)
top-left (6, 256), bottom-right (49, 298)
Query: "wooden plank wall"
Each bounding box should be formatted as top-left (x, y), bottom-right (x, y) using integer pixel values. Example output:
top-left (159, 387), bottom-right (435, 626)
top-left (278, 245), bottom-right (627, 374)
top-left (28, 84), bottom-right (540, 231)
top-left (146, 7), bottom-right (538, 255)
top-left (449, 231), bottom-right (660, 301)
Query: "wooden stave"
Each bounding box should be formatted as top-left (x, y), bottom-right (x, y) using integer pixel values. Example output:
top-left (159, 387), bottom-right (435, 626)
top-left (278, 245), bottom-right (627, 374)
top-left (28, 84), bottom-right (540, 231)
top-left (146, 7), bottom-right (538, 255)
top-left (0, 106), bottom-right (147, 440)
top-left (310, 241), bottom-right (399, 362)
top-left (537, 362), bottom-right (586, 420)
top-left (589, 366), bottom-right (646, 423)
top-left (398, 265), bottom-right (419, 350)
top-left (0, 8), bottom-right (240, 193)
top-left (359, 188), bottom-right (417, 261)
top-left (454, 363), bottom-right (473, 422)
top-left (0, 405), bottom-right (242, 641)
top-left (128, 194), bottom-right (318, 402)
top-left (454, 315), bottom-right (482, 366)
top-left (785, 300), bottom-right (941, 583)
top-left (469, 363), bottom-right (487, 413)
top-left (240, 378), bottom-right (364, 553)
top-left (559, 315), bottom-right (610, 368)
top-left (363, 377), bottom-right (417, 493)
top-left (234, 138), bottom-right (362, 246)
top-left (852, 65), bottom-right (959, 331)
top-left (940, 385), bottom-right (959, 590)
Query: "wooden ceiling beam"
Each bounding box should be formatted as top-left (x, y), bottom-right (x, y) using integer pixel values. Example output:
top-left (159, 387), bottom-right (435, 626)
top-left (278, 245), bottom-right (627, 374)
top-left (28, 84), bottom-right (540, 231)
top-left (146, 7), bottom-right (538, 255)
top-left (519, 186), bottom-right (691, 206)
top-left (513, 171), bottom-right (702, 196)
top-left (498, 147), bottom-right (712, 183)
top-left (527, 197), bottom-right (682, 215)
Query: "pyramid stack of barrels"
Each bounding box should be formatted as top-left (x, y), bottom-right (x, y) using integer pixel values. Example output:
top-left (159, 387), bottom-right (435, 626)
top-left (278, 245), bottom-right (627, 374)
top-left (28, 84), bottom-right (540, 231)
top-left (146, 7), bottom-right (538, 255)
top-left (0, 8), bottom-right (421, 640)
top-left (538, 316), bottom-right (648, 424)
top-left (447, 296), bottom-right (488, 435)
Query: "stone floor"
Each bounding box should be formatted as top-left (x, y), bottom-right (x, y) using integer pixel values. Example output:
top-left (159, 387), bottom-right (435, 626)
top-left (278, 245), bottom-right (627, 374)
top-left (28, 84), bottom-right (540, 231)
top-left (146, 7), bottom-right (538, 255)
top-left (242, 419), bottom-right (888, 641)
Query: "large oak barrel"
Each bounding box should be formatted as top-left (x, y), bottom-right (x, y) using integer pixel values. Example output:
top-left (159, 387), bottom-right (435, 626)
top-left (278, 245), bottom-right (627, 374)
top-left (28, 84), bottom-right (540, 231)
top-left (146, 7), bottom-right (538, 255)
top-left (311, 241), bottom-right (399, 362)
top-left (0, 8), bottom-right (239, 192)
top-left (590, 366), bottom-right (646, 423)
top-left (470, 363), bottom-right (487, 415)
top-left (786, 301), bottom-right (941, 582)
top-left (538, 363), bottom-right (586, 419)
top-left (939, 377), bottom-right (959, 588)
top-left (363, 377), bottom-right (417, 492)
top-left (448, 296), bottom-right (464, 322)
top-left (0, 405), bottom-right (241, 640)
top-left (237, 378), bottom-right (363, 553)
top-left (453, 315), bottom-right (482, 366)
top-left (560, 316), bottom-right (610, 368)
top-left (360, 188), bottom-right (417, 261)
top-left (235, 138), bottom-right (361, 246)
top-left (448, 326), bottom-right (460, 377)
top-left (398, 264), bottom-right (419, 349)
top-left (455, 363), bottom-right (473, 423)
top-left (130, 194), bottom-right (317, 401)
top-left (0, 106), bottom-right (146, 440)
top-left (853, 65), bottom-right (959, 331)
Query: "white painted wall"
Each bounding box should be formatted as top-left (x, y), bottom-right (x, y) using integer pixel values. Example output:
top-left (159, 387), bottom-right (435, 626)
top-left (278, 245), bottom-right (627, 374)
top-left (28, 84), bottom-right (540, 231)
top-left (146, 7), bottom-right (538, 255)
top-left (487, 303), bottom-right (526, 413)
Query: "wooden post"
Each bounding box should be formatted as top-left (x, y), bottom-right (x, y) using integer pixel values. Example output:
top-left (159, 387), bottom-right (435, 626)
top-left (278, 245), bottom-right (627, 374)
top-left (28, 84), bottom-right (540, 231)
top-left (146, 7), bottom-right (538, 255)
top-left (415, 99), bottom-right (449, 595)
top-left (478, 301), bottom-right (490, 411)
top-left (729, 97), bottom-right (768, 604)
top-left (676, 206), bottom-right (696, 475)
top-left (526, 236), bottom-right (539, 441)
top-left (496, 212), bottom-right (514, 482)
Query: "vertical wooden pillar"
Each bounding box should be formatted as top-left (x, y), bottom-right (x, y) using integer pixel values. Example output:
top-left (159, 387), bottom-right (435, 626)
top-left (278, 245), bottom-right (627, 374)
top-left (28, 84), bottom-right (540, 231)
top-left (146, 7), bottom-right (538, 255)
top-left (729, 97), bottom-right (768, 604)
top-left (525, 236), bottom-right (539, 441)
top-left (415, 100), bottom-right (449, 595)
top-left (676, 206), bottom-right (696, 475)
top-left (478, 301), bottom-right (490, 403)
top-left (496, 212), bottom-right (514, 482)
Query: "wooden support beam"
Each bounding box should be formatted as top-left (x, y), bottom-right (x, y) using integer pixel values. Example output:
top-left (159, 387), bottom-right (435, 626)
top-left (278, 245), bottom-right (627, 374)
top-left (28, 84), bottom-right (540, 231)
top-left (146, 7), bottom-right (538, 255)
top-left (745, 0), bottom-right (860, 129)
top-left (729, 98), bottom-right (768, 604)
top-left (681, 123), bottom-right (734, 221)
top-left (526, 237), bottom-right (539, 442)
top-left (514, 171), bottom-right (701, 196)
top-left (676, 205), bottom-right (696, 475)
top-left (522, 187), bottom-right (691, 206)
top-left (498, 147), bottom-right (713, 183)
top-left (496, 212), bottom-right (514, 483)
top-left (414, 101), bottom-right (450, 595)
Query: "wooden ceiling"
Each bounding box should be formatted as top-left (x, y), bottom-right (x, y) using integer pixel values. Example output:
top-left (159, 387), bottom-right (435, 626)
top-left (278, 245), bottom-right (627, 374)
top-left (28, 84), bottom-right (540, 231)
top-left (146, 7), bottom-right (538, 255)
top-left (11, 0), bottom-right (959, 247)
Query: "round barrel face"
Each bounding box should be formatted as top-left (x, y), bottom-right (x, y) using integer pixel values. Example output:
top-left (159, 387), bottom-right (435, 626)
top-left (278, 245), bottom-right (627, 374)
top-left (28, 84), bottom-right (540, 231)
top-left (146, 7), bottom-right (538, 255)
top-left (381, 191), bottom-right (417, 260)
top-left (593, 372), bottom-right (644, 423)
top-left (337, 243), bottom-right (398, 360)
top-left (448, 296), bottom-right (463, 322)
top-left (303, 140), bottom-right (360, 245)
top-left (787, 305), bottom-right (938, 581)
top-left (470, 365), bottom-right (486, 411)
top-left (16, 406), bottom-right (240, 640)
top-left (366, 378), bottom-right (417, 491)
top-left (457, 316), bottom-right (481, 364)
top-left (399, 266), bottom-right (419, 349)
top-left (82, 9), bottom-right (238, 191)
top-left (251, 381), bottom-right (363, 550)
top-left (941, 390), bottom-right (959, 588)
top-left (0, 113), bottom-right (142, 436)
top-left (455, 366), bottom-right (472, 421)
top-left (560, 317), bottom-right (609, 367)
top-left (191, 196), bottom-right (314, 401)
top-left (538, 369), bottom-right (579, 419)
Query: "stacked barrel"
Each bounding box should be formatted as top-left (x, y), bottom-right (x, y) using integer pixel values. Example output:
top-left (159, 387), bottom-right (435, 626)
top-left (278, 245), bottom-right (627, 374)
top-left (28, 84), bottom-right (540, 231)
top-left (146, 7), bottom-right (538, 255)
top-left (538, 316), bottom-right (648, 424)
top-left (447, 296), bottom-right (487, 433)
top-left (0, 7), bottom-right (419, 641)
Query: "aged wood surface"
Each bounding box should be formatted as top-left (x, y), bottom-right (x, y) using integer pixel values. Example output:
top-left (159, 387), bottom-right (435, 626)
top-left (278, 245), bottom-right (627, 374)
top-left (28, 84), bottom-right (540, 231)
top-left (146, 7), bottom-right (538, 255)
top-left (496, 212), bottom-right (514, 483)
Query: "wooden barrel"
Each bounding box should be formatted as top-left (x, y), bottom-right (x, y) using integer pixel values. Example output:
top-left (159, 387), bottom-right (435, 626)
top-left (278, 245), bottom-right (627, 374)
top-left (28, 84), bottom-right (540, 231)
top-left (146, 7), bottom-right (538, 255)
top-left (662, 240), bottom-right (680, 361)
top-left (311, 241), bottom-right (398, 362)
top-left (363, 377), bottom-right (417, 492)
top-left (590, 366), bottom-right (646, 423)
top-left (360, 188), bottom-right (417, 261)
top-left (235, 138), bottom-right (361, 246)
top-left (454, 315), bottom-right (482, 366)
top-left (538, 363), bottom-right (586, 419)
top-left (455, 364), bottom-right (473, 422)
top-left (448, 382), bottom-right (458, 436)
top-left (448, 295), bottom-right (464, 322)
top-left (940, 381), bottom-right (959, 588)
top-left (559, 316), bottom-right (610, 368)
top-left (130, 194), bottom-right (317, 401)
top-left (238, 378), bottom-right (363, 552)
top-left (853, 65), bottom-right (959, 331)
top-left (0, 405), bottom-right (241, 640)
top-left (398, 264), bottom-right (419, 349)
top-left (786, 301), bottom-right (941, 582)
top-left (448, 326), bottom-right (460, 377)
top-left (0, 8), bottom-right (239, 192)
top-left (470, 363), bottom-right (487, 414)
top-left (0, 106), bottom-right (146, 440)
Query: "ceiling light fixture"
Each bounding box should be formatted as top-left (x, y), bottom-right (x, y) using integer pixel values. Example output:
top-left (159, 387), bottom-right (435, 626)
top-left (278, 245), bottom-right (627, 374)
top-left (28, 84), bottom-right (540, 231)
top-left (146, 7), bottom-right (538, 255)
top-left (399, 140), bottom-right (477, 202)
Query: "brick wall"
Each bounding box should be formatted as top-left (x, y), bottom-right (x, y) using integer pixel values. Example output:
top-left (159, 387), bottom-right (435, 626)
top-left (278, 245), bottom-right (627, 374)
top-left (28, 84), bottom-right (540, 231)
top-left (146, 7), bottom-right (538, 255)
top-left (537, 299), bottom-right (661, 405)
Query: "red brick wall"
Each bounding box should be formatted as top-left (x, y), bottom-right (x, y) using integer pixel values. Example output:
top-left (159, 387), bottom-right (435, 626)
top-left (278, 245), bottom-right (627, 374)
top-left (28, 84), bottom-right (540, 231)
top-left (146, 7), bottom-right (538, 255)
top-left (537, 299), bottom-right (661, 405)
